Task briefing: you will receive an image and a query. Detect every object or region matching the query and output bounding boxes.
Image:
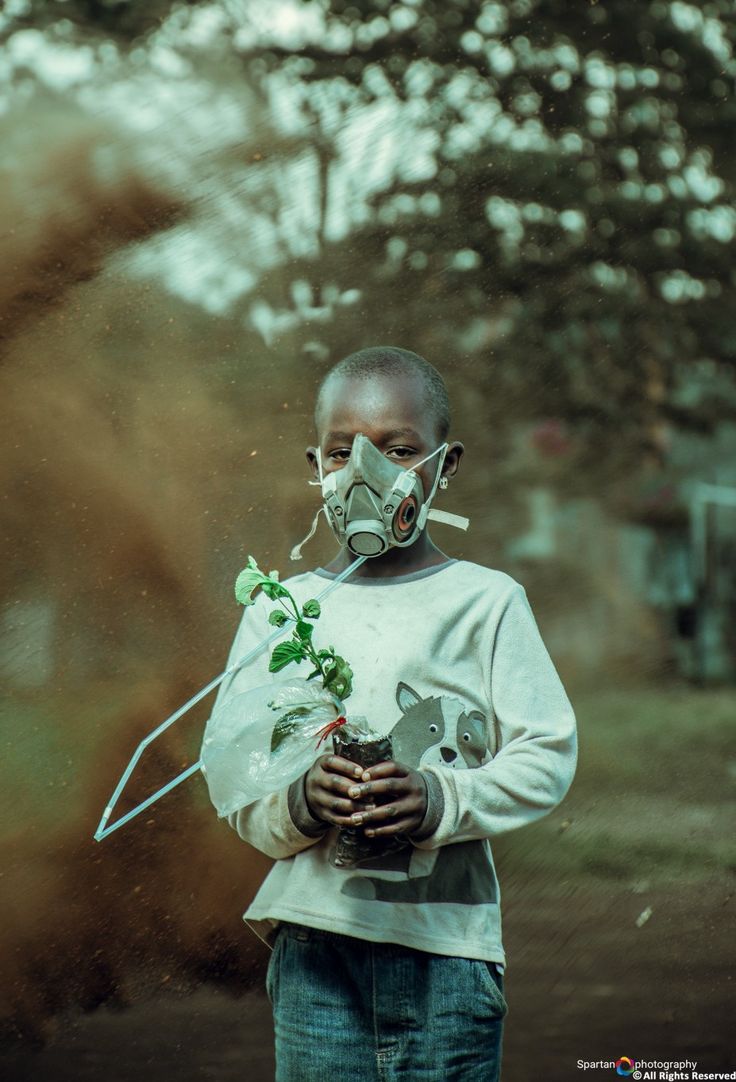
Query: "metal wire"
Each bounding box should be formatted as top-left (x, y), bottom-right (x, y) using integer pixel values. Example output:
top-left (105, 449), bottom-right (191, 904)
top-left (93, 557), bottom-right (367, 841)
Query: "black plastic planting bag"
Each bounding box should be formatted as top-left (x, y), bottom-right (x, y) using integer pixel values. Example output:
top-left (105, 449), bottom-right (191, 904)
top-left (331, 727), bottom-right (411, 868)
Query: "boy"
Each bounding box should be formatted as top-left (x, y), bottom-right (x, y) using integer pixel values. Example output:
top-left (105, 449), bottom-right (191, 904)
top-left (205, 346), bottom-right (577, 1081)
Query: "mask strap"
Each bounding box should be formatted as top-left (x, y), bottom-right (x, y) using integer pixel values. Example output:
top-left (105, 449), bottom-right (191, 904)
top-left (290, 505), bottom-right (327, 561)
top-left (427, 508), bottom-right (469, 531)
top-left (410, 441), bottom-right (448, 475)
top-left (417, 443), bottom-right (470, 532)
top-left (292, 450), bottom-right (330, 559)
top-left (415, 443), bottom-right (449, 530)
top-left (306, 448), bottom-right (324, 487)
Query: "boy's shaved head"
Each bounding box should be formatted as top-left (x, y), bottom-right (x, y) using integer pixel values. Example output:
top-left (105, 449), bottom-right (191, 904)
top-left (315, 346), bottom-right (451, 440)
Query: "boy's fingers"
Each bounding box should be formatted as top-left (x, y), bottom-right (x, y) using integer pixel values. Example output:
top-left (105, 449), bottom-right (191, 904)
top-left (364, 817), bottom-right (420, 838)
top-left (350, 795), bottom-right (421, 826)
top-left (325, 810), bottom-right (362, 827)
top-left (322, 774), bottom-right (362, 801)
top-left (359, 760), bottom-right (409, 782)
top-left (321, 755), bottom-right (365, 779)
top-left (320, 794), bottom-right (356, 817)
top-left (310, 785), bottom-right (364, 826)
top-left (306, 759), bottom-right (366, 820)
top-left (349, 804), bottom-right (396, 825)
top-left (319, 758), bottom-right (366, 797)
top-left (322, 812), bottom-right (363, 828)
top-left (348, 775), bottom-right (414, 801)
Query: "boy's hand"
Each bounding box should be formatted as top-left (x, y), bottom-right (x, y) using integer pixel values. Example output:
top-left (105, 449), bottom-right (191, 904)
top-left (304, 754), bottom-right (369, 827)
top-left (346, 760), bottom-right (428, 837)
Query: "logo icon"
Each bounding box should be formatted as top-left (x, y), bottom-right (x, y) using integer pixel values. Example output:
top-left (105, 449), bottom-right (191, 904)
top-left (615, 1059), bottom-right (636, 1077)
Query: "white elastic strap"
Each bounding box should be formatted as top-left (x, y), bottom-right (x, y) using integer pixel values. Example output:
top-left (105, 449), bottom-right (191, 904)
top-left (427, 509), bottom-right (470, 531)
top-left (416, 443), bottom-right (449, 530)
top-left (289, 505), bottom-right (326, 561)
top-left (411, 441), bottom-right (448, 475)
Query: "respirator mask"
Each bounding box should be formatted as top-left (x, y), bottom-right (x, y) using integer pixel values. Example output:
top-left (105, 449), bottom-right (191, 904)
top-left (290, 433), bottom-right (469, 560)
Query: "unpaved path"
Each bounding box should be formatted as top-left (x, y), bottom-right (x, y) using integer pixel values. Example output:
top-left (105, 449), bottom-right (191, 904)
top-left (1, 875), bottom-right (733, 1081)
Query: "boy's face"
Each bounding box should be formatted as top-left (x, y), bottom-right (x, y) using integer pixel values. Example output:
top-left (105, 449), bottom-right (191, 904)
top-left (307, 371), bottom-right (463, 501)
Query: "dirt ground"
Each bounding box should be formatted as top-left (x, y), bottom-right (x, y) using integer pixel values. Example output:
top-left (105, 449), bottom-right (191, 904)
top-left (1, 872), bottom-right (732, 1082)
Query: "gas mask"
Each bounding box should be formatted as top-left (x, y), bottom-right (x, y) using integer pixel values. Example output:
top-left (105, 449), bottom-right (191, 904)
top-left (290, 434), bottom-right (469, 560)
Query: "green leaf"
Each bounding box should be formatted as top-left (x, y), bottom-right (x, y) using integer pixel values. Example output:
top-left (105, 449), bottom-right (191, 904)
top-left (234, 556), bottom-right (271, 606)
top-left (323, 655), bottom-right (353, 700)
top-left (279, 706), bottom-right (309, 720)
top-left (268, 610), bottom-right (289, 627)
top-left (268, 641), bottom-right (306, 673)
top-left (295, 620), bottom-right (314, 644)
top-left (261, 579), bottom-right (288, 601)
top-left (302, 599), bottom-right (321, 619)
top-left (235, 556), bottom-right (289, 605)
top-left (270, 714), bottom-right (304, 754)
top-left (234, 569), bottom-right (261, 606)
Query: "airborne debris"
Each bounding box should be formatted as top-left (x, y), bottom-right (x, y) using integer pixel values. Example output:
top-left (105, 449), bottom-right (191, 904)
top-left (635, 906), bottom-right (653, 928)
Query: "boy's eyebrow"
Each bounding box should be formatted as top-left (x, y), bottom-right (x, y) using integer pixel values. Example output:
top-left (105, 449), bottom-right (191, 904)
top-left (324, 428), bottom-right (422, 443)
top-left (324, 431), bottom-right (357, 443)
top-left (383, 428), bottom-right (422, 442)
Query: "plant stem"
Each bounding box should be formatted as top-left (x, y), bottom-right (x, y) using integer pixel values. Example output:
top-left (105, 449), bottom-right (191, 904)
top-left (278, 586), bottom-right (328, 682)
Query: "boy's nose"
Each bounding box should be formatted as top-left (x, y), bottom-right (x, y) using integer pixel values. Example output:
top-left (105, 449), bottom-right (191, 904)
top-left (441, 746), bottom-right (457, 763)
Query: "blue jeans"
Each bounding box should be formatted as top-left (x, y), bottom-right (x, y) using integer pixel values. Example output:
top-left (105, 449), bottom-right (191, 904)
top-left (266, 922), bottom-right (507, 1081)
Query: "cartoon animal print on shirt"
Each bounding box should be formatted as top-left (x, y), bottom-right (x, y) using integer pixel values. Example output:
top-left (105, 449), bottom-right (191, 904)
top-left (391, 682), bottom-right (488, 771)
top-left (339, 682), bottom-right (499, 905)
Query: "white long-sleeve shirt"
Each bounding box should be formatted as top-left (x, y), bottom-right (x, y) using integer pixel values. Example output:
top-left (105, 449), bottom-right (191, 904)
top-left (202, 559), bottom-right (577, 969)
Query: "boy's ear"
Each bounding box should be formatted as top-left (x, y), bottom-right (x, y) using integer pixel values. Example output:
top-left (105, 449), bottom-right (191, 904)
top-left (441, 441), bottom-right (465, 480)
top-left (305, 446), bottom-right (319, 480)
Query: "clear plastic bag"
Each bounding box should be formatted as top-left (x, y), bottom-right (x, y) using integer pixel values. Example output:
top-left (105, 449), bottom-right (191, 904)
top-left (201, 678), bottom-right (345, 817)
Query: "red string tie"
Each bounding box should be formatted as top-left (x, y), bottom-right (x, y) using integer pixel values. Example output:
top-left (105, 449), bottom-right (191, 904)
top-left (315, 716), bottom-right (347, 748)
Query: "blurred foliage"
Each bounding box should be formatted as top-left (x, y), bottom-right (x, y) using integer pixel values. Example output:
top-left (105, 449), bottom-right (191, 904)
top-left (2, 0), bottom-right (200, 41)
top-left (2, 0), bottom-right (735, 482)
top-left (234, 0), bottom-right (736, 473)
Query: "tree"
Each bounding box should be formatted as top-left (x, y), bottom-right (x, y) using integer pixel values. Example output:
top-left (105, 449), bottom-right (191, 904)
top-left (234, 0), bottom-right (736, 482)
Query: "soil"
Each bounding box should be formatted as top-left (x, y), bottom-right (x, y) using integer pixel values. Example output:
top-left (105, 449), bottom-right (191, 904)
top-left (1, 873), bottom-right (733, 1082)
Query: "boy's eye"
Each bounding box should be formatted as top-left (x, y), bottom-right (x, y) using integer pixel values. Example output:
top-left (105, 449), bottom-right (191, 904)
top-left (327, 446), bottom-right (417, 463)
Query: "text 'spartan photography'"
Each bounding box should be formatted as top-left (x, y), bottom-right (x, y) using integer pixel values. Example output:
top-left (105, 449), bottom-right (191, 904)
top-left (0, 2), bottom-right (734, 1082)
